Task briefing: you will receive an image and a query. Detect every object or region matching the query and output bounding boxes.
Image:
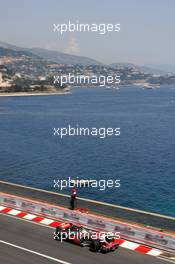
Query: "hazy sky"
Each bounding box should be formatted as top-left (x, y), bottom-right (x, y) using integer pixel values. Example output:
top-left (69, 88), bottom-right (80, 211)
top-left (1, 0), bottom-right (175, 65)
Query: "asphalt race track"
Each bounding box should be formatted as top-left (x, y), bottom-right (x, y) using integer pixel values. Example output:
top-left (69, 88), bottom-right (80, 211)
top-left (0, 214), bottom-right (169, 264)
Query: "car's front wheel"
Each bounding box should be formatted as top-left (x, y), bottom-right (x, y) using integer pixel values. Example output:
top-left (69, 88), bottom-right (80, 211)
top-left (90, 240), bottom-right (101, 252)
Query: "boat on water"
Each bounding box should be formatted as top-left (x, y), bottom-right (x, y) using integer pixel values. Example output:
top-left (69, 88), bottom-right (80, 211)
top-left (134, 82), bottom-right (160, 89)
top-left (142, 84), bottom-right (160, 89)
top-left (106, 86), bottom-right (120, 89)
top-left (113, 86), bottom-right (120, 90)
top-left (142, 85), bottom-right (154, 89)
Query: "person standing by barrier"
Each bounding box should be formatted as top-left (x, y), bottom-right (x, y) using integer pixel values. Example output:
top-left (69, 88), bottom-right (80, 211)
top-left (70, 187), bottom-right (77, 210)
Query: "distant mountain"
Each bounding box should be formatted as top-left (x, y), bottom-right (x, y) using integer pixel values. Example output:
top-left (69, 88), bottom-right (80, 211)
top-left (0, 46), bottom-right (39, 58)
top-left (0, 41), bottom-right (172, 73)
top-left (0, 41), bottom-right (102, 66)
top-left (29, 48), bottom-right (102, 66)
top-left (110, 62), bottom-right (166, 75)
top-left (0, 41), bottom-right (23, 51)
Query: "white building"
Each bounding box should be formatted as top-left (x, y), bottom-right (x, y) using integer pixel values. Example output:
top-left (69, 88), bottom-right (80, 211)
top-left (0, 72), bottom-right (11, 87)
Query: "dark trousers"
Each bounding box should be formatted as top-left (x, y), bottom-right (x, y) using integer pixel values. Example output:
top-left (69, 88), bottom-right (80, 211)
top-left (70, 197), bottom-right (76, 210)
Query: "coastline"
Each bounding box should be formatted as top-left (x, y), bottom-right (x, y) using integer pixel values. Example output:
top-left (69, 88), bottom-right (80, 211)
top-left (0, 91), bottom-right (71, 97)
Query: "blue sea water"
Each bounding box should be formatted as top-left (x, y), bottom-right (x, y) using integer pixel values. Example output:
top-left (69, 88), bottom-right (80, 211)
top-left (0, 86), bottom-right (175, 217)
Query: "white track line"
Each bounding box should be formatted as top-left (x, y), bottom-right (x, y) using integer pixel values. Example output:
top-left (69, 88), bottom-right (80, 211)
top-left (158, 257), bottom-right (175, 264)
top-left (0, 240), bottom-right (71, 264)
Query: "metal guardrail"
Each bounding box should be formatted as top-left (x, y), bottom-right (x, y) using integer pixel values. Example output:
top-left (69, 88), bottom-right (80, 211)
top-left (0, 180), bottom-right (175, 232)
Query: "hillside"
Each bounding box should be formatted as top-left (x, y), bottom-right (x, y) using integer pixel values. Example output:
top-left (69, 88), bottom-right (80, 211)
top-left (0, 41), bottom-right (102, 66)
top-left (110, 63), bottom-right (166, 75)
top-left (0, 46), bottom-right (39, 59)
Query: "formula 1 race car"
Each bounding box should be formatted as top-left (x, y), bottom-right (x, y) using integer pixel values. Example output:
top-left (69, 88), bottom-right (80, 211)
top-left (54, 223), bottom-right (93, 247)
top-left (53, 223), bottom-right (119, 253)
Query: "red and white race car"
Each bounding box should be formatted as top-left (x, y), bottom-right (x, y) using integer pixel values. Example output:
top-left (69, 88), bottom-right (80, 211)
top-left (53, 223), bottom-right (119, 253)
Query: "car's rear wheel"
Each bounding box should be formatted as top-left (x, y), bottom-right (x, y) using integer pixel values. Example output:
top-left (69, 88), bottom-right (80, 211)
top-left (111, 246), bottom-right (116, 251)
top-left (111, 244), bottom-right (119, 251)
